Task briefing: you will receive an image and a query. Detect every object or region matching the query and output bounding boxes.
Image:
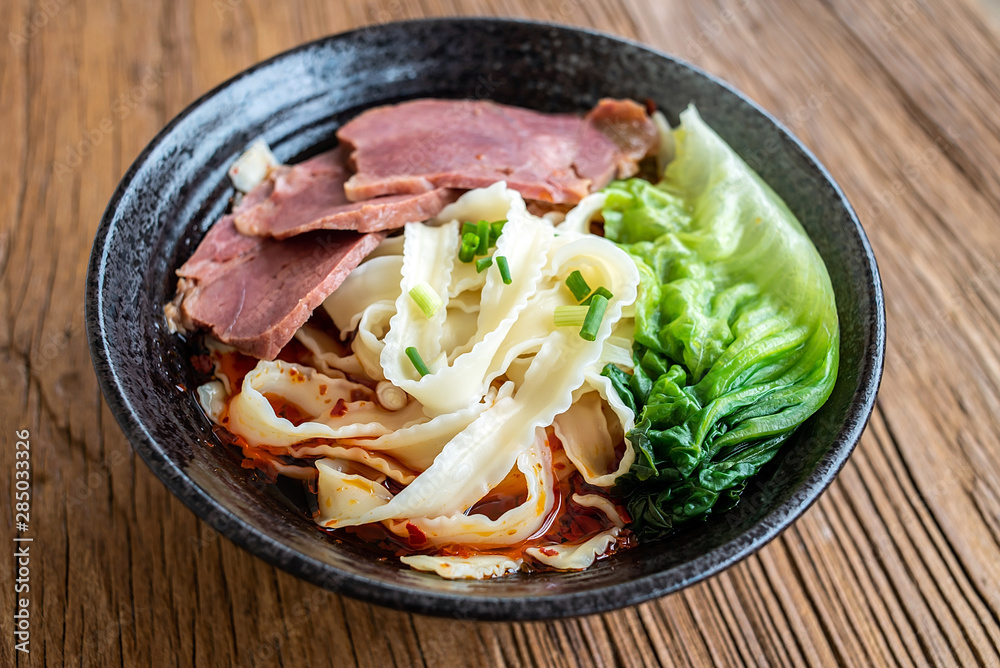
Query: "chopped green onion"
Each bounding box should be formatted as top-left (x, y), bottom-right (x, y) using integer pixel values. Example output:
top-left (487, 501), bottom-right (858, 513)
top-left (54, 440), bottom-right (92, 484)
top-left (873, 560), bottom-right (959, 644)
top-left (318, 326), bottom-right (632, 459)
top-left (475, 256), bottom-right (493, 273)
top-left (476, 221), bottom-right (490, 256)
top-left (581, 286), bottom-right (613, 306)
top-left (496, 255), bottom-right (512, 284)
top-left (461, 222), bottom-right (478, 237)
top-left (553, 305), bottom-right (589, 327)
top-left (565, 270), bottom-right (591, 301)
top-left (405, 347), bottom-right (430, 377)
top-left (579, 294), bottom-right (609, 341)
top-left (459, 232), bottom-right (479, 263)
top-left (489, 220), bottom-right (506, 247)
top-left (408, 282), bottom-right (443, 318)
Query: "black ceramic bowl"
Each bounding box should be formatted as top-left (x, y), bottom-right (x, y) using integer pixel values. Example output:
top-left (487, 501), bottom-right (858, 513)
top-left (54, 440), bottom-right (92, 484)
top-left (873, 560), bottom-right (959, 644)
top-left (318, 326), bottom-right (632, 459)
top-left (86, 17), bottom-right (884, 620)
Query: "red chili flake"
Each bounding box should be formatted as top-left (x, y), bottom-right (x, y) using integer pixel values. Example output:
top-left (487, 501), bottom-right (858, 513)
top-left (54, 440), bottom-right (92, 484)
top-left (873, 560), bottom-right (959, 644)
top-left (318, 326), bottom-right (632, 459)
top-left (538, 547), bottom-right (559, 557)
top-left (318, 384), bottom-right (328, 396)
top-left (405, 522), bottom-right (427, 546)
top-left (329, 398), bottom-right (348, 418)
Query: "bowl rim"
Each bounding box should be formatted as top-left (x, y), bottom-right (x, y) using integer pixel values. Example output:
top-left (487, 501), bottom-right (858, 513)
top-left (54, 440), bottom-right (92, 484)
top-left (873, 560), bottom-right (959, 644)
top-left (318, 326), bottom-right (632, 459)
top-left (86, 15), bottom-right (886, 620)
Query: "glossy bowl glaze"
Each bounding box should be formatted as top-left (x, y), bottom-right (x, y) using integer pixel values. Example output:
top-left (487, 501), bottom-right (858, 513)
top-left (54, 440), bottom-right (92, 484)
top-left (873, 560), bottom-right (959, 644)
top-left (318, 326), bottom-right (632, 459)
top-left (86, 17), bottom-right (884, 620)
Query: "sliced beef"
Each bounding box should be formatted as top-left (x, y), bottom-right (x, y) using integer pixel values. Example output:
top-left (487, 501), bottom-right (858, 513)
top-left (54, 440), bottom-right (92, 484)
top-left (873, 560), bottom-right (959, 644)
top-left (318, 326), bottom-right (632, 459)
top-left (233, 149), bottom-right (458, 239)
top-left (173, 187), bottom-right (269, 287)
top-left (167, 197), bottom-right (385, 360)
top-left (337, 98), bottom-right (658, 204)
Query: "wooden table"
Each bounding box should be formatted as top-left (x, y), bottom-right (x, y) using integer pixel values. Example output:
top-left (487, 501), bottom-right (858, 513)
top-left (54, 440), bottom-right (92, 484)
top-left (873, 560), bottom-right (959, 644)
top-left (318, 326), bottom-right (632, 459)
top-left (3, 0), bottom-right (1000, 665)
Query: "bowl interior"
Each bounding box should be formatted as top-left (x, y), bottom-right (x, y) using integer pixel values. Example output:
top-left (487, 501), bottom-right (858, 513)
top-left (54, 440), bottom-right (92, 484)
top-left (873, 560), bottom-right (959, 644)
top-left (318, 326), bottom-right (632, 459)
top-left (87, 18), bottom-right (884, 620)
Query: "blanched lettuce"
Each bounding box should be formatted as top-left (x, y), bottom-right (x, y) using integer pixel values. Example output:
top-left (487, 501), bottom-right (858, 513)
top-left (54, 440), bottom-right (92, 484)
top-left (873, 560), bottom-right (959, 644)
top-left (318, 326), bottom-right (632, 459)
top-left (601, 107), bottom-right (839, 539)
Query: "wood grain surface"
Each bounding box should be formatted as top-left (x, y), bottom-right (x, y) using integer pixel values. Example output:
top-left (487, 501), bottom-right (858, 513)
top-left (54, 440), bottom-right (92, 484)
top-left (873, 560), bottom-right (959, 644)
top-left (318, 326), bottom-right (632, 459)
top-left (2, 0), bottom-right (1000, 665)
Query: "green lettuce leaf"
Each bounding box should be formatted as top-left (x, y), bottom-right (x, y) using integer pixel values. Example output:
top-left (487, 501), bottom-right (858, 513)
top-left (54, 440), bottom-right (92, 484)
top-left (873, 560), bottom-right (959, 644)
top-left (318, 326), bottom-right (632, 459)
top-left (602, 107), bottom-right (840, 539)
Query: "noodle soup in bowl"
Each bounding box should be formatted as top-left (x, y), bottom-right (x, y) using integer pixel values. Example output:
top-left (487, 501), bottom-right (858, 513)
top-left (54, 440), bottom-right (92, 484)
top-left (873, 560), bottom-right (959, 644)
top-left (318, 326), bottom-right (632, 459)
top-left (86, 18), bottom-right (884, 619)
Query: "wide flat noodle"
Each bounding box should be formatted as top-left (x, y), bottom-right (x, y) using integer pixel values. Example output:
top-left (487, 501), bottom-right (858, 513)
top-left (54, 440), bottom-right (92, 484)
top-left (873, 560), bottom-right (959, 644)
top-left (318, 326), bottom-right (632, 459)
top-left (222, 360), bottom-right (503, 470)
top-left (322, 255), bottom-right (403, 336)
top-left (316, 460), bottom-right (394, 520)
top-left (382, 220), bottom-right (460, 374)
top-left (225, 361), bottom-right (427, 447)
top-left (297, 446), bottom-right (417, 484)
top-left (399, 555), bottom-right (522, 579)
top-left (294, 325), bottom-right (359, 378)
top-left (383, 429), bottom-right (554, 546)
top-left (351, 303), bottom-right (395, 381)
top-left (553, 391), bottom-right (622, 487)
top-left (572, 494), bottom-right (626, 527)
top-left (435, 180), bottom-right (525, 224)
top-left (525, 528), bottom-right (621, 570)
